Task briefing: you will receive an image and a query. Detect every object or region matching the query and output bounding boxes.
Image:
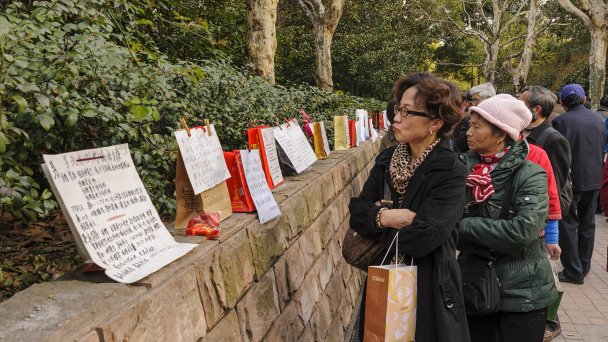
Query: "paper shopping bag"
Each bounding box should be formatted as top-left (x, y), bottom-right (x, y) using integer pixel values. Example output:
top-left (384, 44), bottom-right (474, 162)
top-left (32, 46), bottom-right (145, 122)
top-left (175, 151), bottom-right (232, 229)
top-left (334, 116), bottom-right (349, 150)
top-left (247, 126), bottom-right (284, 189)
top-left (223, 151), bottom-right (255, 212)
top-left (349, 119), bottom-right (357, 148)
top-left (311, 122), bottom-right (328, 159)
top-left (364, 264), bottom-right (417, 342)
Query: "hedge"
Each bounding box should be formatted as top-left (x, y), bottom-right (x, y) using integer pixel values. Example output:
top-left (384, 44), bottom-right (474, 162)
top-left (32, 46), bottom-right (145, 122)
top-left (0, 0), bottom-right (384, 221)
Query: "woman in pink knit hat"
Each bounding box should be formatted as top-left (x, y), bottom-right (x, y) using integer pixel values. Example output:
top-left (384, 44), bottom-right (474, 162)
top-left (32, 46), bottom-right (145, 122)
top-left (458, 94), bottom-right (558, 342)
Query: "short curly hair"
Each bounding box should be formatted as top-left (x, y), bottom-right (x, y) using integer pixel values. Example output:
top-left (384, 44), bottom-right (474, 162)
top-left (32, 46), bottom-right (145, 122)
top-left (393, 74), bottom-right (464, 138)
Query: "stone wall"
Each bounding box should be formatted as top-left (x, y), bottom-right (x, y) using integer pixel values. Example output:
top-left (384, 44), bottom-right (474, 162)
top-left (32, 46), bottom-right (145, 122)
top-left (0, 139), bottom-right (381, 342)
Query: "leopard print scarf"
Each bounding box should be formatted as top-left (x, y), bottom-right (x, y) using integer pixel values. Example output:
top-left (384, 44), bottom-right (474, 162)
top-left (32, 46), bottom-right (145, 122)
top-left (389, 138), bottom-right (441, 196)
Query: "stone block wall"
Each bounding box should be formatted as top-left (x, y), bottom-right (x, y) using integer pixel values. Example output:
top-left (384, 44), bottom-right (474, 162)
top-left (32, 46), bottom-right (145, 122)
top-left (0, 139), bottom-right (381, 342)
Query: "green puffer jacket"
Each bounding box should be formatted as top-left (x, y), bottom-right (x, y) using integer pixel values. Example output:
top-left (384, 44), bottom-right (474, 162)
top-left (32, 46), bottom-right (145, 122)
top-left (458, 140), bottom-right (558, 313)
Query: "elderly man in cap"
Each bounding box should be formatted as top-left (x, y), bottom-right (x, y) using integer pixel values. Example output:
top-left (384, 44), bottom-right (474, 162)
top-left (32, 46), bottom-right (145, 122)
top-left (552, 84), bottom-right (605, 285)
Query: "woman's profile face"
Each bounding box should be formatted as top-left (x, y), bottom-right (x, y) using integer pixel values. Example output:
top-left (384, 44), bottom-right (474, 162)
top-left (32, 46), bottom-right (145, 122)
top-left (466, 112), bottom-right (503, 155)
top-left (393, 87), bottom-right (434, 144)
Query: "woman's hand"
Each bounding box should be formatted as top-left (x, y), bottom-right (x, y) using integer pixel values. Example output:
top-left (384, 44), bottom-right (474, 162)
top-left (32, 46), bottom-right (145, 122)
top-left (379, 208), bottom-right (416, 229)
top-left (547, 244), bottom-right (561, 260)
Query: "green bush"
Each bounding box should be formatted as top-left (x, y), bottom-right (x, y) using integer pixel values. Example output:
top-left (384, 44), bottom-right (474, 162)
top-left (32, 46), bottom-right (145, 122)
top-left (0, 0), bottom-right (383, 221)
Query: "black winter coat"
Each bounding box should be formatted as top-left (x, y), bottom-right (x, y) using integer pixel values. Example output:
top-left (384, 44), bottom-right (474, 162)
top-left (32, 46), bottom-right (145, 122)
top-left (349, 139), bottom-right (470, 342)
top-left (552, 104), bottom-right (605, 191)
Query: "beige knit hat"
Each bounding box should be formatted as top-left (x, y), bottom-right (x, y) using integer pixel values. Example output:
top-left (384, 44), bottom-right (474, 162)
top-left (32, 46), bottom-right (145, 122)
top-left (469, 94), bottom-right (532, 141)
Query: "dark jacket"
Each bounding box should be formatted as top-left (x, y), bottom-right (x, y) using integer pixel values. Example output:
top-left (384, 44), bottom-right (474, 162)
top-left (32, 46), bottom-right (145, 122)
top-left (379, 128), bottom-right (398, 151)
top-left (526, 119), bottom-right (571, 192)
top-left (349, 139), bottom-right (470, 342)
top-left (552, 104), bottom-right (605, 191)
top-left (459, 140), bottom-right (557, 312)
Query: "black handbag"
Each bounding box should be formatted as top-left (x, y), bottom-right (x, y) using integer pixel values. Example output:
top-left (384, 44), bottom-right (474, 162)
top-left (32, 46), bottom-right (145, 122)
top-left (459, 170), bottom-right (517, 316)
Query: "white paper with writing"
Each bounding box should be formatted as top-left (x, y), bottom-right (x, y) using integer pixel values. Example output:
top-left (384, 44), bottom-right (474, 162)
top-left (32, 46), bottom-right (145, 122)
top-left (43, 144), bottom-right (196, 284)
top-left (174, 125), bottom-right (230, 195)
top-left (285, 119), bottom-right (317, 166)
top-left (239, 150), bottom-right (281, 224)
top-left (320, 122), bottom-right (331, 156)
top-left (259, 127), bottom-right (284, 186)
top-left (345, 117), bottom-right (351, 146)
top-left (369, 118), bottom-right (379, 142)
top-left (356, 109), bottom-right (368, 144)
top-left (273, 125), bottom-right (308, 173)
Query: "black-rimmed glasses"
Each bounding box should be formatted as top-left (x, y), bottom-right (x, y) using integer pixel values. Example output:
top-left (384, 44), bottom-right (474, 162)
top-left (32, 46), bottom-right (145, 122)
top-left (393, 105), bottom-right (433, 119)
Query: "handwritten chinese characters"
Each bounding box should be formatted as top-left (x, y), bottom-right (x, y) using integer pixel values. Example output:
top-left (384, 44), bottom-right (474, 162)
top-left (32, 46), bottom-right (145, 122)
top-left (174, 125), bottom-right (230, 195)
top-left (43, 144), bottom-right (196, 283)
top-left (239, 149), bottom-right (281, 224)
top-left (259, 127), bottom-right (284, 186)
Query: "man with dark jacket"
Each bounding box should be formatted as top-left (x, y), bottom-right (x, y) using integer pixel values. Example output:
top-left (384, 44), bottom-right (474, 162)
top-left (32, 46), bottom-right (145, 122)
top-left (520, 85), bottom-right (571, 341)
top-left (552, 84), bottom-right (605, 285)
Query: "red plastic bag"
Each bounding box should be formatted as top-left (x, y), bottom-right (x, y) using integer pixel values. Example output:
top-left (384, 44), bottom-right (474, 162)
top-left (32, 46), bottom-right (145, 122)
top-left (186, 212), bottom-right (221, 240)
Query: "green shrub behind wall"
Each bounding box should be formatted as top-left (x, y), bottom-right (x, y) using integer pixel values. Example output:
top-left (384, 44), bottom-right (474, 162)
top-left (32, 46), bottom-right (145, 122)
top-left (0, 0), bottom-right (383, 221)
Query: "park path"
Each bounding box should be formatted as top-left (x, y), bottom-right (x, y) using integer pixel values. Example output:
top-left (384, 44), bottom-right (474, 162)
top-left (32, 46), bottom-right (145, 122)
top-left (553, 213), bottom-right (608, 341)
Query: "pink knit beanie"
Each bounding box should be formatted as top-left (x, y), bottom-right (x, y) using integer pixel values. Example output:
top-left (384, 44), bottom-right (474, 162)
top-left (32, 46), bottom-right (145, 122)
top-left (469, 94), bottom-right (532, 141)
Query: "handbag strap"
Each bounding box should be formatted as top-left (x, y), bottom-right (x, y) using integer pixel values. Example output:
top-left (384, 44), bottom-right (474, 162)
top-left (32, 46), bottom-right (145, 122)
top-left (380, 232), bottom-right (399, 266)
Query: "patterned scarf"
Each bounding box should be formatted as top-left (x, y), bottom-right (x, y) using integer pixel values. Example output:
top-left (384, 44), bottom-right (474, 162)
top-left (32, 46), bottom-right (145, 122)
top-left (466, 147), bottom-right (510, 203)
top-left (389, 138), bottom-right (441, 196)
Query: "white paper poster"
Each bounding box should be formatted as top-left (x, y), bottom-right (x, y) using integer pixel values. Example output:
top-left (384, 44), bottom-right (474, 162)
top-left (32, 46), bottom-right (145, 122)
top-left (174, 125), bottom-right (230, 195)
top-left (369, 118), bottom-right (379, 142)
top-left (285, 119), bottom-right (317, 167)
top-left (273, 125), bottom-right (308, 173)
top-left (345, 117), bottom-right (351, 147)
top-left (356, 109), bottom-right (368, 144)
top-left (42, 144), bottom-right (196, 283)
top-left (259, 127), bottom-right (284, 186)
top-left (239, 149), bottom-right (281, 224)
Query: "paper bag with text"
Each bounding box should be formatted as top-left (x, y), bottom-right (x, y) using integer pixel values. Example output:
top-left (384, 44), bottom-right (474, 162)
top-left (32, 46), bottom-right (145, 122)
top-left (223, 150), bottom-right (255, 212)
top-left (175, 151), bottom-right (232, 229)
top-left (364, 264), bottom-right (417, 342)
top-left (334, 116), bottom-right (349, 150)
top-left (247, 126), bottom-right (284, 189)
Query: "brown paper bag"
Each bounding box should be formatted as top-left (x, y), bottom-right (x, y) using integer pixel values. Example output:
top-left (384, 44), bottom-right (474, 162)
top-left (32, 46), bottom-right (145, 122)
top-left (364, 234), bottom-right (417, 342)
top-left (175, 151), bottom-right (232, 229)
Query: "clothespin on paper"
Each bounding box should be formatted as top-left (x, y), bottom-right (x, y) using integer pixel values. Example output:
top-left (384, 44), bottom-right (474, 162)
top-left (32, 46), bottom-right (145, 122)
top-left (204, 119), bottom-right (212, 136)
top-left (179, 117), bottom-right (191, 137)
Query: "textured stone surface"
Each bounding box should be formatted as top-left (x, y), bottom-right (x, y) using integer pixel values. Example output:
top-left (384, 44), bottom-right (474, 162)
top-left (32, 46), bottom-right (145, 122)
top-left (263, 300), bottom-right (305, 341)
top-left (0, 280), bottom-right (146, 342)
top-left (247, 214), bottom-right (289, 280)
top-left (220, 229), bottom-right (256, 308)
top-left (309, 295), bottom-right (333, 342)
top-left (236, 271), bottom-right (280, 342)
top-left (0, 139), bottom-right (382, 342)
top-left (194, 248), bottom-right (227, 328)
top-left (202, 310), bottom-right (242, 341)
top-left (273, 241), bottom-right (307, 309)
top-left (98, 267), bottom-right (206, 341)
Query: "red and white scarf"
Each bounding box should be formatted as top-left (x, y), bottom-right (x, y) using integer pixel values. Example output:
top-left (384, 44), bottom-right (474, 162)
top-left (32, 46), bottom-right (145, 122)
top-left (466, 148), bottom-right (510, 203)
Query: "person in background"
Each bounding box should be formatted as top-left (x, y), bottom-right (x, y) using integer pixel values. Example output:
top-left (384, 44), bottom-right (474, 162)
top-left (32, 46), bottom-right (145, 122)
top-left (552, 84), bottom-right (605, 285)
top-left (349, 73), bottom-right (470, 341)
top-left (454, 82), bottom-right (496, 153)
top-left (519, 85), bottom-right (571, 341)
top-left (459, 94), bottom-right (557, 342)
top-left (379, 98), bottom-right (399, 150)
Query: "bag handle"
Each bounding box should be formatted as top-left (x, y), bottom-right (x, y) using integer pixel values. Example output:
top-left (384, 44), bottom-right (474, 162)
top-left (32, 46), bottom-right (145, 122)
top-left (380, 232), bottom-right (399, 267)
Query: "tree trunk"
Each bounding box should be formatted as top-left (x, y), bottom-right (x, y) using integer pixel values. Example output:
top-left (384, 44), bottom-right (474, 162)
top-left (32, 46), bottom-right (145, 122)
top-left (511, 0), bottom-right (541, 94)
top-left (483, 41), bottom-right (500, 84)
top-left (245, 0), bottom-right (279, 84)
top-left (588, 28), bottom-right (607, 108)
top-left (314, 26), bottom-right (334, 91)
top-left (298, 0), bottom-right (345, 91)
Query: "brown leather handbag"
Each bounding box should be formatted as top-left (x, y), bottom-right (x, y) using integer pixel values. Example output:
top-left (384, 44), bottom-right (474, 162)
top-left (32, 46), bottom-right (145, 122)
top-left (342, 228), bottom-right (384, 271)
top-left (342, 181), bottom-right (391, 271)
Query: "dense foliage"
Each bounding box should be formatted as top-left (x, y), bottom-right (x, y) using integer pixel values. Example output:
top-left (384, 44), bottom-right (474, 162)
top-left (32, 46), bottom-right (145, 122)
top-left (0, 0), bottom-right (383, 221)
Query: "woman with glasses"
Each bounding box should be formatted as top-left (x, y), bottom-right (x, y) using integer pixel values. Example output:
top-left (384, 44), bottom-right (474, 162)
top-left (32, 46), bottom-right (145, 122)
top-left (349, 73), bottom-right (470, 341)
